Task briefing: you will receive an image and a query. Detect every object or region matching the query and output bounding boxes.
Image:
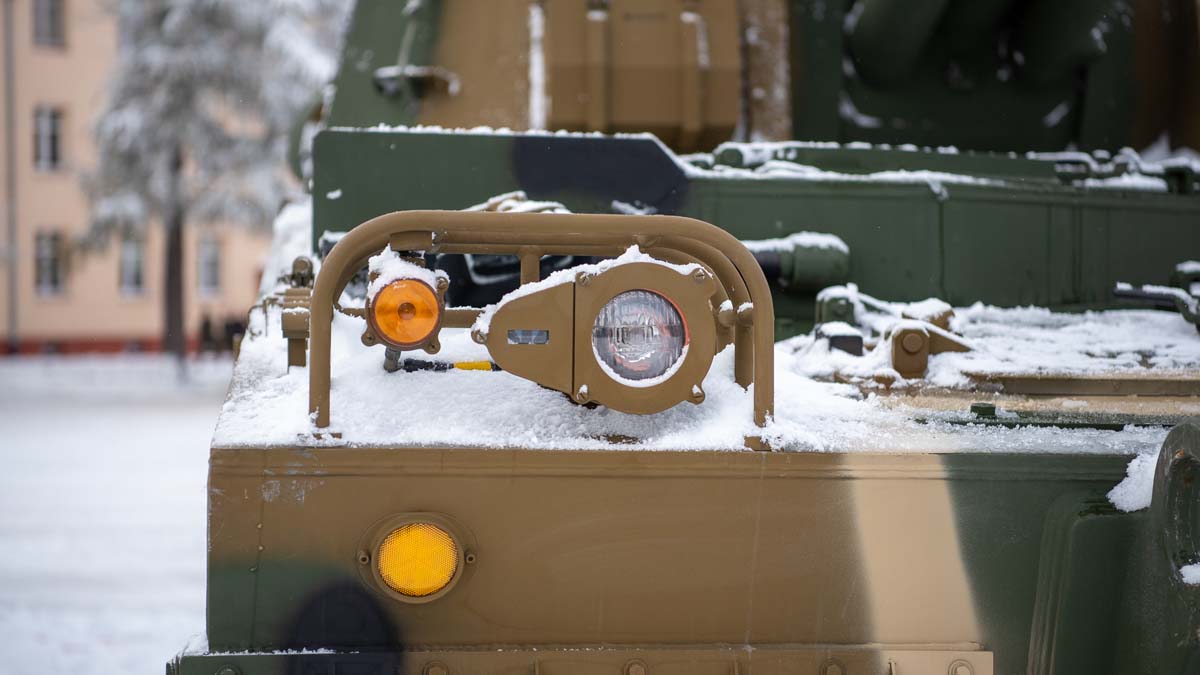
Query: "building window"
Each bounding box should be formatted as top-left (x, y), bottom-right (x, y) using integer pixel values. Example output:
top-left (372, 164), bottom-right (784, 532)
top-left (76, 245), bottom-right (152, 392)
top-left (198, 235), bottom-right (221, 295)
top-left (33, 0), bottom-right (66, 47)
top-left (34, 106), bottom-right (63, 171)
top-left (35, 231), bottom-right (64, 295)
top-left (119, 235), bottom-right (144, 295)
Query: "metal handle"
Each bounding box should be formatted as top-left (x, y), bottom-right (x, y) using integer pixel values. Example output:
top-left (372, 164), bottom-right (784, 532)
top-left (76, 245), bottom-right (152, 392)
top-left (308, 210), bottom-right (775, 432)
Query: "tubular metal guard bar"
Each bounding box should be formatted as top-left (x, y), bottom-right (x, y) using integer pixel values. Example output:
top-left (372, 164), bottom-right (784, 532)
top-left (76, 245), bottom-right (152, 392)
top-left (308, 210), bottom-right (775, 430)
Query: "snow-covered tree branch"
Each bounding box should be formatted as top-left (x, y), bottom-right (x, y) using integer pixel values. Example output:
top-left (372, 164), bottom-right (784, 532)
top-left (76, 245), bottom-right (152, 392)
top-left (86, 0), bottom-right (348, 363)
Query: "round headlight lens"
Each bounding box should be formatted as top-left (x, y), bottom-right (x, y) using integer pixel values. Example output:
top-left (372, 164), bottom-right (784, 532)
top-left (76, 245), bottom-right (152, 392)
top-left (592, 290), bottom-right (687, 383)
top-left (377, 522), bottom-right (459, 597)
top-left (370, 279), bottom-right (440, 348)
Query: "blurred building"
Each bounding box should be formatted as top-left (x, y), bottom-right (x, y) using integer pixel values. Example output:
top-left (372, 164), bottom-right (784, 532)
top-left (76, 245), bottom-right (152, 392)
top-left (0, 0), bottom-right (270, 353)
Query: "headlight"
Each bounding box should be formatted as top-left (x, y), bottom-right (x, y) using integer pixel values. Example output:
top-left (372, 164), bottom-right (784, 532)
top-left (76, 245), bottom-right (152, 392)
top-left (592, 290), bottom-right (687, 383)
top-left (369, 279), bottom-right (441, 349)
top-left (376, 522), bottom-right (459, 598)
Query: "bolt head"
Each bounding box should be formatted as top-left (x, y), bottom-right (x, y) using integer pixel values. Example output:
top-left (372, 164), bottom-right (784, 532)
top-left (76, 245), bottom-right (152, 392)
top-left (900, 331), bottom-right (925, 354)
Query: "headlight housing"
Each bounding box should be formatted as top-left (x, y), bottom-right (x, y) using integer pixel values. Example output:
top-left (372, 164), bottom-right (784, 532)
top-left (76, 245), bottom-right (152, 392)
top-left (480, 257), bottom-right (718, 415)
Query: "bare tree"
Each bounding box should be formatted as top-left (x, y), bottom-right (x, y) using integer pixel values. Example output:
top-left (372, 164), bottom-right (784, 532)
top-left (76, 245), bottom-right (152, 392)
top-left (88, 0), bottom-right (347, 371)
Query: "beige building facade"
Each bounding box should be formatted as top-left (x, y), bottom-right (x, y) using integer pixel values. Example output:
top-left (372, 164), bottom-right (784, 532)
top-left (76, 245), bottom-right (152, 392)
top-left (1, 0), bottom-right (270, 353)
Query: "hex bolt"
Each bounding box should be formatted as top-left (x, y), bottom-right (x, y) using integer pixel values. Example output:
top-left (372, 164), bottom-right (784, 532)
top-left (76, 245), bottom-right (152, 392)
top-left (901, 331), bottom-right (924, 354)
top-left (691, 268), bottom-right (709, 283)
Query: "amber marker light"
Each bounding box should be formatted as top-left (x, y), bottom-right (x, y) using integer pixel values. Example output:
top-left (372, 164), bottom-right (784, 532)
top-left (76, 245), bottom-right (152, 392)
top-left (369, 279), bottom-right (441, 349)
top-left (377, 522), bottom-right (460, 598)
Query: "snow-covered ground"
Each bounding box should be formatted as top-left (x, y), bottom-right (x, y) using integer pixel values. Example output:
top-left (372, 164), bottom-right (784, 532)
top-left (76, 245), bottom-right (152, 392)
top-left (0, 355), bottom-right (231, 675)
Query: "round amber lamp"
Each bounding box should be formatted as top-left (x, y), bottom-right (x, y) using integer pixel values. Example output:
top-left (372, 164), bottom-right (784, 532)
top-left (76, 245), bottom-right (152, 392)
top-left (370, 279), bottom-right (440, 348)
top-left (376, 522), bottom-right (459, 597)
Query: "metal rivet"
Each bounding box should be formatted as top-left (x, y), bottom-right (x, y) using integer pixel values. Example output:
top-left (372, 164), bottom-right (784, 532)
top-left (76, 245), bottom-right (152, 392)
top-left (424, 662), bottom-right (449, 675)
top-left (470, 329), bottom-right (487, 345)
top-left (692, 268), bottom-right (709, 283)
top-left (820, 659), bottom-right (845, 675)
top-left (948, 659), bottom-right (973, 675)
top-left (215, 665), bottom-right (240, 675)
top-left (577, 272), bottom-right (592, 286)
top-left (901, 331), bottom-right (924, 354)
top-left (624, 660), bottom-right (647, 675)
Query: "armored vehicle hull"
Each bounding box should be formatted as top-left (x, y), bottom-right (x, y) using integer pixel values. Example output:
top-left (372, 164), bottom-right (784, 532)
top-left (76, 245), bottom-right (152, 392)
top-left (176, 429), bottom-right (1199, 675)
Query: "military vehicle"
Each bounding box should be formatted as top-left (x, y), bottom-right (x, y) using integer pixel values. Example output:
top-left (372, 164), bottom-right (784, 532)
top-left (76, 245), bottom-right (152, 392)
top-left (171, 2), bottom-right (1200, 674)
top-left (169, 206), bottom-right (1200, 675)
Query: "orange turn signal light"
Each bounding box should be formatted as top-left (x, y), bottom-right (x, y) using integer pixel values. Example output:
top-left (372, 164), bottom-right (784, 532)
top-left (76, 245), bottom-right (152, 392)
top-left (377, 522), bottom-right (459, 598)
top-left (369, 279), bottom-right (441, 349)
